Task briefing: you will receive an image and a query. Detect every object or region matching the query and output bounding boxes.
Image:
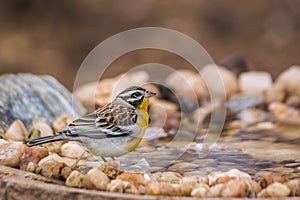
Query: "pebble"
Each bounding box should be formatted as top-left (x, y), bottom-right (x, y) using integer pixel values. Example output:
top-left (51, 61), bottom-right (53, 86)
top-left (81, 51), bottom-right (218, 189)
top-left (37, 160), bottom-right (69, 179)
top-left (117, 172), bottom-right (149, 186)
top-left (238, 108), bottom-right (266, 125)
top-left (285, 179), bottom-right (300, 196)
top-left (156, 171), bottom-right (182, 184)
top-left (42, 141), bottom-right (63, 153)
top-left (106, 179), bottom-right (127, 193)
top-left (65, 170), bottom-right (85, 188)
top-left (201, 65), bottom-right (238, 98)
top-left (218, 179), bottom-right (260, 198)
top-left (166, 69), bottom-right (207, 101)
top-left (100, 160), bottom-right (123, 179)
top-left (259, 174), bottom-right (288, 189)
top-left (263, 83), bottom-right (285, 104)
top-left (258, 182), bottom-right (291, 197)
top-left (53, 115), bottom-right (73, 132)
top-left (4, 120), bottom-right (27, 141)
top-left (61, 142), bottom-right (87, 159)
top-left (0, 142), bottom-right (25, 167)
top-left (269, 102), bottom-right (300, 124)
top-left (285, 163), bottom-right (300, 168)
top-left (85, 168), bottom-right (110, 190)
top-left (38, 153), bottom-right (65, 166)
top-left (20, 146), bottom-right (49, 170)
top-left (276, 65), bottom-right (300, 96)
top-left (190, 183), bottom-right (211, 197)
top-left (32, 122), bottom-right (53, 137)
top-left (239, 71), bottom-right (272, 95)
top-left (207, 169), bottom-right (251, 186)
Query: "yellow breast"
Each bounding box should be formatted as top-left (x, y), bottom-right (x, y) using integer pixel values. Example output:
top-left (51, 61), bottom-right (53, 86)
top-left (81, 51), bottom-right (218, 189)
top-left (126, 98), bottom-right (150, 153)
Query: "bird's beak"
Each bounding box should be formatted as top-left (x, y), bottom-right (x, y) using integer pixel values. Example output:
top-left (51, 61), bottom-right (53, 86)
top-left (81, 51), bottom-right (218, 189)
top-left (145, 90), bottom-right (156, 98)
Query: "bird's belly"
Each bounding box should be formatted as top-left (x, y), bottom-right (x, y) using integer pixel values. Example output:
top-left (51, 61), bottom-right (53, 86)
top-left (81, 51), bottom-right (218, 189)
top-left (81, 129), bottom-right (145, 157)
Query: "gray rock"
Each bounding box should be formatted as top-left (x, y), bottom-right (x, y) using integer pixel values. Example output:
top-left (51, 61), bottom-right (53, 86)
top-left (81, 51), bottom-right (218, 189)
top-left (0, 74), bottom-right (85, 131)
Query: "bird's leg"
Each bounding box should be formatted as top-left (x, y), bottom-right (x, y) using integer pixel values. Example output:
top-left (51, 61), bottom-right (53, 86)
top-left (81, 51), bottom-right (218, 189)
top-left (111, 156), bottom-right (116, 161)
top-left (101, 156), bottom-right (107, 162)
top-left (71, 151), bottom-right (86, 170)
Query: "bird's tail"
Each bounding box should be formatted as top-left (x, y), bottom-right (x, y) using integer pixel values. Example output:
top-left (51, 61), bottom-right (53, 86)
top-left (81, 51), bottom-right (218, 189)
top-left (24, 129), bottom-right (76, 147)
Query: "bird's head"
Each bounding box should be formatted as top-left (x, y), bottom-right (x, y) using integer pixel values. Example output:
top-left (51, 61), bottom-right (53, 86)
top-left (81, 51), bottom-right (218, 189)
top-left (116, 86), bottom-right (156, 109)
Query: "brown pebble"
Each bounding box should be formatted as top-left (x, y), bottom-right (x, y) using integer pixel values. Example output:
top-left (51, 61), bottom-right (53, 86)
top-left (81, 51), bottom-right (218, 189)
top-left (100, 161), bottom-right (123, 179)
top-left (285, 179), bottom-right (300, 196)
top-left (65, 170), bottom-right (85, 188)
top-left (259, 174), bottom-right (288, 189)
top-left (85, 168), bottom-right (110, 190)
top-left (20, 146), bottom-right (49, 171)
top-left (117, 173), bottom-right (149, 186)
top-left (0, 142), bottom-right (25, 167)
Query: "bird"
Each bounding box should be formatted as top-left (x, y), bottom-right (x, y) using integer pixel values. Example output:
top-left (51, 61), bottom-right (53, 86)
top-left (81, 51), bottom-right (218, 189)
top-left (24, 86), bottom-right (156, 162)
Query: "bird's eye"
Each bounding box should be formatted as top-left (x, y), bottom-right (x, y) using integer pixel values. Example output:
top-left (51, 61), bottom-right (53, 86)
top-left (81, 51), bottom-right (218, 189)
top-left (131, 92), bottom-right (141, 98)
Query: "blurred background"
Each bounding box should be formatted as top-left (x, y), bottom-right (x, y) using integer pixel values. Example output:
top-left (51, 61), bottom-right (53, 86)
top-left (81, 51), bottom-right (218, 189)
top-left (1, 0), bottom-right (300, 90)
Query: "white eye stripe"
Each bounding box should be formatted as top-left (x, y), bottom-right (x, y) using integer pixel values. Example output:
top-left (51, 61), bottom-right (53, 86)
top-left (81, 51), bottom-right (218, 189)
top-left (127, 96), bottom-right (143, 102)
top-left (119, 90), bottom-right (142, 97)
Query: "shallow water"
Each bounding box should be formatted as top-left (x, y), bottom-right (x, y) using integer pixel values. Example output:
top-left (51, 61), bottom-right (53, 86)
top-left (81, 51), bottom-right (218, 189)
top-left (119, 124), bottom-right (300, 181)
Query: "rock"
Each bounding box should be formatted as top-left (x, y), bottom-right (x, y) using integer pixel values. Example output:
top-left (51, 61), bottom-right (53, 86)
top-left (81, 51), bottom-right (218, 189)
top-left (117, 173), bottom-right (149, 186)
top-left (124, 182), bottom-right (146, 195)
top-left (166, 69), bottom-right (207, 102)
top-left (61, 142), bottom-right (87, 159)
top-left (20, 146), bottom-right (49, 170)
top-left (26, 162), bottom-right (37, 173)
top-left (201, 65), bottom-right (238, 98)
top-left (85, 168), bottom-right (110, 190)
top-left (36, 160), bottom-right (68, 180)
top-left (61, 165), bottom-right (72, 180)
top-left (276, 65), bottom-right (300, 96)
top-left (227, 94), bottom-right (264, 113)
top-left (53, 115), bottom-right (73, 132)
top-left (32, 122), bottom-right (53, 137)
top-left (181, 175), bottom-right (207, 187)
top-left (258, 182), bottom-right (291, 197)
top-left (263, 84), bottom-right (285, 104)
top-left (259, 174), bottom-right (288, 189)
top-left (219, 179), bottom-right (260, 198)
top-left (146, 181), bottom-right (196, 196)
top-left (286, 95), bottom-right (300, 108)
top-left (207, 169), bottom-right (251, 186)
top-left (269, 102), bottom-right (300, 124)
top-left (190, 183), bottom-right (211, 197)
top-left (239, 71), bottom-right (272, 95)
top-left (0, 74), bottom-right (85, 132)
top-left (4, 120), bottom-right (27, 141)
top-left (65, 170), bottom-right (86, 188)
top-left (285, 179), bottom-right (300, 196)
top-left (238, 109), bottom-right (266, 125)
top-left (100, 160), bottom-right (123, 179)
top-left (106, 179), bottom-right (127, 193)
top-left (42, 141), bottom-right (63, 153)
top-left (38, 153), bottom-right (65, 166)
top-left (0, 142), bottom-right (25, 167)
top-left (146, 182), bottom-right (173, 196)
top-left (156, 172), bottom-right (183, 184)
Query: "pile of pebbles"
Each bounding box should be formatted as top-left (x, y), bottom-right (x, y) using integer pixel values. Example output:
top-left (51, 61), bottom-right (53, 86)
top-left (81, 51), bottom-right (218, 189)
top-left (0, 65), bottom-right (300, 197)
